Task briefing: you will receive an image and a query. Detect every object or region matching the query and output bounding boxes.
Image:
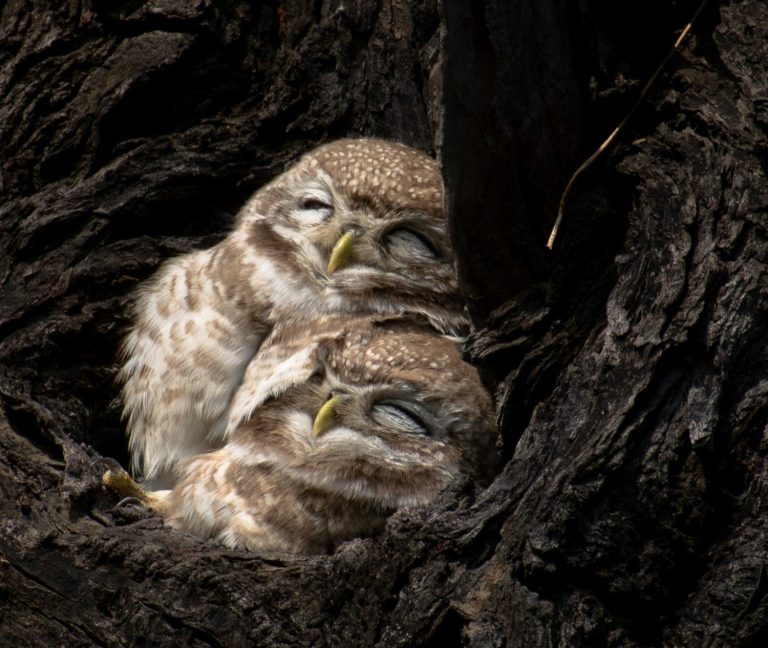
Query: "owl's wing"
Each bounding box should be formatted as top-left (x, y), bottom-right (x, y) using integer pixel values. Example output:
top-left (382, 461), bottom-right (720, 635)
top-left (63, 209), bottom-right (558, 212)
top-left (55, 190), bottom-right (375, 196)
top-left (224, 315), bottom-right (358, 436)
top-left (120, 246), bottom-right (268, 488)
top-left (224, 340), bottom-right (320, 437)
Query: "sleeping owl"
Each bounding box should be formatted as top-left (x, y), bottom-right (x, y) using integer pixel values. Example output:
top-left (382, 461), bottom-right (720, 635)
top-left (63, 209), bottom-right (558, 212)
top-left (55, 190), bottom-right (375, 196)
top-left (120, 139), bottom-right (468, 489)
top-left (107, 315), bottom-right (497, 554)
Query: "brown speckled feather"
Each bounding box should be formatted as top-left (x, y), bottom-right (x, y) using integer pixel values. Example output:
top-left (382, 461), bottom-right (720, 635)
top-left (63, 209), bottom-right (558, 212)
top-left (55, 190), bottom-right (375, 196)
top-left (120, 140), bottom-right (469, 489)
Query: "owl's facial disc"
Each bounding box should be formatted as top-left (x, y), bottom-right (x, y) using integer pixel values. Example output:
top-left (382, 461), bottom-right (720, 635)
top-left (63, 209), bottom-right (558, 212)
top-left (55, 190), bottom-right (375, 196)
top-left (286, 175), bottom-right (447, 290)
top-left (321, 220), bottom-right (441, 279)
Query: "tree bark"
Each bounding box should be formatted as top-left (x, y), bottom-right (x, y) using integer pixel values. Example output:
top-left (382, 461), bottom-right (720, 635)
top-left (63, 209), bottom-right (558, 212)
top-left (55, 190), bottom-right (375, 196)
top-left (2, 1), bottom-right (766, 646)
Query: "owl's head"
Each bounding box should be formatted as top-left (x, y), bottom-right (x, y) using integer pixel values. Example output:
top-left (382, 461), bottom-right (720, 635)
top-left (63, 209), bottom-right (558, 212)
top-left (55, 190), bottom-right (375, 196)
top-left (237, 139), bottom-right (467, 335)
top-left (228, 315), bottom-right (498, 511)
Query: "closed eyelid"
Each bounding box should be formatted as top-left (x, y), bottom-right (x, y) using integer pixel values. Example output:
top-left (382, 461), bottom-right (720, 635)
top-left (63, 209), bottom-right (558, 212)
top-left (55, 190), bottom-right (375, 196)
top-left (291, 184), bottom-right (336, 226)
top-left (371, 399), bottom-right (435, 436)
top-left (383, 227), bottom-right (440, 260)
top-left (295, 180), bottom-right (352, 214)
top-left (298, 186), bottom-right (333, 203)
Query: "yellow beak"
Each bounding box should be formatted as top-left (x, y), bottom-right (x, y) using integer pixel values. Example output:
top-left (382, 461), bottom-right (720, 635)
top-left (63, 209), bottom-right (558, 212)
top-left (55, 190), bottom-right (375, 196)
top-left (327, 231), bottom-right (355, 273)
top-left (312, 395), bottom-right (341, 437)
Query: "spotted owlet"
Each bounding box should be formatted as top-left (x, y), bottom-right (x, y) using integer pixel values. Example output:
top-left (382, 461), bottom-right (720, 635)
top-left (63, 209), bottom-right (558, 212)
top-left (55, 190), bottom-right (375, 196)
top-left (120, 139), bottom-right (468, 489)
top-left (107, 315), bottom-right (497, 554)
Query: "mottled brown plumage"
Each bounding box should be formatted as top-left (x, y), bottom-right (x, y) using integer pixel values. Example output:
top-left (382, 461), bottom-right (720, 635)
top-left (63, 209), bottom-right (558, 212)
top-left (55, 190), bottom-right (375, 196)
top-left (119, 139), bottom-right (468, 489)
top-left (157, 315), bottom-right (497, 554)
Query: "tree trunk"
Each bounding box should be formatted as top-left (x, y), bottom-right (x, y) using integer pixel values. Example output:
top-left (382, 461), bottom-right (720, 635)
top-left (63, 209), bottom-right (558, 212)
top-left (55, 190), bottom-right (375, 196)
top-left (1, 1), bottom-right (766, 645)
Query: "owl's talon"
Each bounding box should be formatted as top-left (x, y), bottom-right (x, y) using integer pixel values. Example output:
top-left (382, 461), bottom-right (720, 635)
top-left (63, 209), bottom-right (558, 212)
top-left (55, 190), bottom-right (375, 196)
top-left (102, 468), bottom-right (167, 514)
top-left (113, 496), bottom-right (144, 510)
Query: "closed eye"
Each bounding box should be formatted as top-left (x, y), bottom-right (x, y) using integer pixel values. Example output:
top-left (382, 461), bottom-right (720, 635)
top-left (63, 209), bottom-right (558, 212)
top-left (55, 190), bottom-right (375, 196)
top-left (300, 196), bottom-right (332, 210)
top-left (371, 400), bottom-right (431, 436)
top-left (295, 189), bottom-right (334, 225)
top-left (384, 228), bottom-right (438, 262)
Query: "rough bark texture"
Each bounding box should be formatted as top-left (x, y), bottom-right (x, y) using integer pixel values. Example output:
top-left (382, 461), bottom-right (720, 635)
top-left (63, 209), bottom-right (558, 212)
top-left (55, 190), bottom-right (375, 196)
top-left (1, 0), bottom-right (767, 646)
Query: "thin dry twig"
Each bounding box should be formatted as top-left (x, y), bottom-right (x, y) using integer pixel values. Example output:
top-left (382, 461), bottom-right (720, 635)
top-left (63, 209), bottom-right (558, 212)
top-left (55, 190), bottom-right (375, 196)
top-left (546, 0), bottom-right (710, 250)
